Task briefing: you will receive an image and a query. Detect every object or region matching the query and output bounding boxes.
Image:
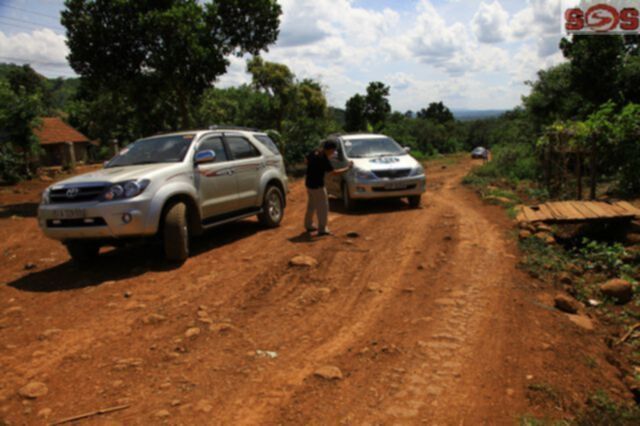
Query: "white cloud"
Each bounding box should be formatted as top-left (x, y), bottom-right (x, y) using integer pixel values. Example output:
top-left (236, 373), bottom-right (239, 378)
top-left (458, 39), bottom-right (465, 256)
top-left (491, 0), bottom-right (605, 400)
top-left (472, 1), bottom-right (510, 43)
top-left (0, 28), bottom-right (68, 66)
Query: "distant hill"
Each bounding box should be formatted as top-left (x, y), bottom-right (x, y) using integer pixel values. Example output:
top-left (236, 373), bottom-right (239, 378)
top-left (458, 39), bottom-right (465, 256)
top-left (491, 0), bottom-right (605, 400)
top-left (452, 109), bottom-right (506, 121)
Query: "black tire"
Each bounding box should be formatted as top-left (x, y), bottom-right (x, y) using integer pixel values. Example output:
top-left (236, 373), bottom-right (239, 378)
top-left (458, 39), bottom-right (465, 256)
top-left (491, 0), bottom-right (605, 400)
top-left (258, 185), bottom-right (284, 228)
top-left (408, 195), bottom-right (422, 208)
top-left (163, 202), bottom-right (189, 262)
top-left (65, 240), bottom-right (100, 263)
top-left (342, 183), bottom-right (357, 211)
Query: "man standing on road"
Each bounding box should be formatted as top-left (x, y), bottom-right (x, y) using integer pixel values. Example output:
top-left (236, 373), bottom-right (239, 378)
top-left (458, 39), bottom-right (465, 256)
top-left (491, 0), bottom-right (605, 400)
top-left (304, 141), bottom-right (353, 236)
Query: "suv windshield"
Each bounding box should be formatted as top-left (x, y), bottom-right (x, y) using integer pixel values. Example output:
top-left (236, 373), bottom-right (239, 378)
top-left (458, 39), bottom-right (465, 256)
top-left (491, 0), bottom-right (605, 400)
top-left (344, 137), bottom-right (406, 158)
top-left (107, 134), bottom-right (195, 168)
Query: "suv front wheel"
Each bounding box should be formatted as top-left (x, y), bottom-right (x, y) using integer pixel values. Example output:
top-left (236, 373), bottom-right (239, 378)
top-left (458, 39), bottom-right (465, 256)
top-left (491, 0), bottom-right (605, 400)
top-left (65, 240), bottom-right (100, 263)
top-left (163, 202), bottom-right (190, 262)
top-left (258, 185), bottom-right (284, 228)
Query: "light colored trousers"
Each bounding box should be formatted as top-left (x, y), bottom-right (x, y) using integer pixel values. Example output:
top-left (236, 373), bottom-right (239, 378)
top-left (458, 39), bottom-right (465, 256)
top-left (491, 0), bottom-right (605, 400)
top-left (305, 187), bottom-right (329, 232)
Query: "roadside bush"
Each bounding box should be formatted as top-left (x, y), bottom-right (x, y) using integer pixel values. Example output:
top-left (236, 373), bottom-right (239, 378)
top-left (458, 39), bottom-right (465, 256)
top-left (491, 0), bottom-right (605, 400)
top-left (0, 143), bottom-right (24, 184)
top-left (576, 239), bottom-right (636, 279)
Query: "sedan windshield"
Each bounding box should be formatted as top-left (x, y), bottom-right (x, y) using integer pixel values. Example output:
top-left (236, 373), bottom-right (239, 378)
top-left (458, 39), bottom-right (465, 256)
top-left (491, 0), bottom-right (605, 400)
top-left (106, 134), bottom-right (195, 168)
top-left (344, 137), bottom-right (406, 158)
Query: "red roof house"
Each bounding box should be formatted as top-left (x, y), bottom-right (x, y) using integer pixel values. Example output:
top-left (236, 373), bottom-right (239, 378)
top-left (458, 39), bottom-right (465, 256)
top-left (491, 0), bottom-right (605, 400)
top-left (34, 117), bottom-right (91, 167)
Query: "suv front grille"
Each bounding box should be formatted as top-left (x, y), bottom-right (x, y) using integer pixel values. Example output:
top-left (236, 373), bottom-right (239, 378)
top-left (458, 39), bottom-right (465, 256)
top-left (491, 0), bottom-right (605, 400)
top-left (50, 185), bottom-right (108, 203)
top-left (373, 169), bottom-right (411, 179)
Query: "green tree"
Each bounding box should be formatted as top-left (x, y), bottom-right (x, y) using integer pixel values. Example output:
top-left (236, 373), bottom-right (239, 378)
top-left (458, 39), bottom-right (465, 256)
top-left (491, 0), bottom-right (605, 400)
top-left (417, 102), bottom-right (454, 124)
top-left (560, 35), bottom-right (624, 110)
top-left (62, 0), bottom-right (282, 129)
top-left (0, 79), bottom-right (43, 181)
top-left (247, 56), bottom-right (295, 131)
top-left (364, 81), bottom-right (391, 130)
top-left (345, 94), bottom-right (367, 132)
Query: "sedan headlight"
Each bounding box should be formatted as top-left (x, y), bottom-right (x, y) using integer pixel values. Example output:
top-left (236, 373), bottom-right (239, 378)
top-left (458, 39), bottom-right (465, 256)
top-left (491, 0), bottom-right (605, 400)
top-left (353, 168), bottom-right (377, 181)
top-left (41, 188), bottom-right (51, 205)
top-left (103, 180), bottom-right (150, 201)
top-left (409, 164), bottom-right (425, 177)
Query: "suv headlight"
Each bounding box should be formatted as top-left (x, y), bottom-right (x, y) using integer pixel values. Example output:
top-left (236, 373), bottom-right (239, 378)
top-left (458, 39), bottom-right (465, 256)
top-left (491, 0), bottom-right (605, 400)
top-left (353, 168), bottom-right (377, 181)
top-left (41, 188), bottom-right (51, 205)
top-left (409, 164), bottom-right (425, 177)
top-left (103, 180), bottom-right (150, 201)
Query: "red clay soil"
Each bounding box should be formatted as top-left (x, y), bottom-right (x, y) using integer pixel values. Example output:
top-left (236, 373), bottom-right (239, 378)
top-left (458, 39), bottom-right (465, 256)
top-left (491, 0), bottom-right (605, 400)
top-left (0, 159), bottom-right (632, 425)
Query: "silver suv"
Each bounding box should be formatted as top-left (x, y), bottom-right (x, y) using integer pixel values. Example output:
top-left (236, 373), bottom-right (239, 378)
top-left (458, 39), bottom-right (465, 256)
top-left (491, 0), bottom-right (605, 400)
top-left (38, 127), bottom-right (288, 262)
top-left (325, 133), bottom-right (426, 209)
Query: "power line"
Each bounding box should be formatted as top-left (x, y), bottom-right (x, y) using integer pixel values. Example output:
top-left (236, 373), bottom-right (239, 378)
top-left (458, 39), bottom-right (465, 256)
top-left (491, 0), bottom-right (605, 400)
top-left (2, 4), bottom-right (61, 21)
top-left (0, 15), bottom-right (64, 30)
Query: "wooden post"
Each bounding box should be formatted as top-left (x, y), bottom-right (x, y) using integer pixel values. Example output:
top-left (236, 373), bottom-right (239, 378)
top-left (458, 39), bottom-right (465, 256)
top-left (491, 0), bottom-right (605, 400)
top-left (65, 141), bottom-right (76, 171)
top-left (576, 152), bottom-right (583, 200)
top-left (589, 148), bottom-right (597, 200)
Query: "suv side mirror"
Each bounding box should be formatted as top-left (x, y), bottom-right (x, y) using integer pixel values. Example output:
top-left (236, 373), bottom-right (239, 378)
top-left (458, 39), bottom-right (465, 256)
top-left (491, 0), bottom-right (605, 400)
top-left (195, 150), bottom-right (216, 165)
top-left (403, 146), bottom-right (411, 153)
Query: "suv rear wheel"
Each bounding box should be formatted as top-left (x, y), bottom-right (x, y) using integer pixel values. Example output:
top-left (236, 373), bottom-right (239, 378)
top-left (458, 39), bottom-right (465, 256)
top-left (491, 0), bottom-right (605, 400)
top-left (163, 202), bottom-right (189, 262)
top-left (65, 240), bottom-right (100, 263)
top-left (258, 185), bottom-right (284, 228)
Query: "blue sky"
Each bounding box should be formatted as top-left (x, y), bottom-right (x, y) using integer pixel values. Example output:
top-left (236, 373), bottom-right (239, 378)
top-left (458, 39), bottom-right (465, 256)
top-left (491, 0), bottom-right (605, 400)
top-left (0, 0), bottom-right (567, 111)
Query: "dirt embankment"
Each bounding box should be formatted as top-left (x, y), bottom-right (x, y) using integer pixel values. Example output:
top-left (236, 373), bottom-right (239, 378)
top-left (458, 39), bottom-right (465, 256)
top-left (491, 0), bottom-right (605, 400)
top-left (0, 158), bottom-right (632, 425)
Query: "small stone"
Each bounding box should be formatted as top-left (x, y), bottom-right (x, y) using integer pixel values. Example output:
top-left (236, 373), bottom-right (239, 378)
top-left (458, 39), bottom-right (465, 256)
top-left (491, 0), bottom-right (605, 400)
top-left (314, 365), bottom-right (343, 380)
top-left (185, 327), bottom-right (201, 339)
top-left (557, 272), bottom-right (573, 286)
top-left (536, 223), bottom-right (553, 233)
top-left (24, 263), bottom-right (37, 271)
top-left (37, 407), bottom-right (52, 418)
top-left (171, 399), bottom-right (181, 407)
top-left (566, 314), bottom-right (594, 331)
top-left (154, 409), bottom-right (170, 419)
top-left (124, 291), bottom-right (132, 298)
top-left (195, 399), bottom-right (213, 413)
top-left (346, 231), bottom-right (360, 238)
top-left (4, 306), bottom-right (23, 316)
top-left (289, 255), bottom-right (318, 268)
top-left (18, 382), bottom-right (48, 399)
top-left (40, 329), bottom-right (61, 339)
top-left (209, 323), bottom-right (233, 333)
top-left (519, 230), bottom-right (532, 240)
top-left (506, 388), bottom-right (515, 397)
top-left (600, 279), bottom-right (634, 304)
top-left (554, 294), bottom-right (581, 314)
top-left (142, 314), bottom-right (167, 325)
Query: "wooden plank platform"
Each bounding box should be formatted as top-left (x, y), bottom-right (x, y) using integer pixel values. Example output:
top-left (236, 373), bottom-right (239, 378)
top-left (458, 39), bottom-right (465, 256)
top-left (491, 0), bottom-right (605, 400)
top-left (516, 201), bottom-right (640, 224)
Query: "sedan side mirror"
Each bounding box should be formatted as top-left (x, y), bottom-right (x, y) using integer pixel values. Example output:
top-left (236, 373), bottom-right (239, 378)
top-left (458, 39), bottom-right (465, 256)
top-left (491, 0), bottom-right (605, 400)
top-left (195, 150), bottom-right (216, 165)
top-left (404, 146), bottom-right (411, 153)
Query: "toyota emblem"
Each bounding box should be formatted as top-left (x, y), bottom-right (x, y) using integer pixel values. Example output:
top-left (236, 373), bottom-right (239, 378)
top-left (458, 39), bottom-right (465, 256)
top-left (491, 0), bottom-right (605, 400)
top-left (66, 188), bottom-right (80, 199)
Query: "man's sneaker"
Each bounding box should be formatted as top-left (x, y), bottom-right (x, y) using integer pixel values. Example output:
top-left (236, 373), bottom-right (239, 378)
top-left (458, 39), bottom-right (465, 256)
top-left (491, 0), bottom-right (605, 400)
top-left (305, 227), bottom-right (318, 233)
top-left (317, 230), bottom-right (333, 237)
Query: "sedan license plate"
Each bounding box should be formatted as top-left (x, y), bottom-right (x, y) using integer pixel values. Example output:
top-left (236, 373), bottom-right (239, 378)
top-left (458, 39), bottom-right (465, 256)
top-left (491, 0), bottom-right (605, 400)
top-left (385, 182), bottom-right (408, 190)
top-left (48, 209), bottom-right (86, 220)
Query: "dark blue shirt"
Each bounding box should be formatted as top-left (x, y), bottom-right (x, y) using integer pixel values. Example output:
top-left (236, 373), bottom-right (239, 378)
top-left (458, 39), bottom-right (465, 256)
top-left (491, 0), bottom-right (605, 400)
top-left (305, 151), bottom-right (334, 189)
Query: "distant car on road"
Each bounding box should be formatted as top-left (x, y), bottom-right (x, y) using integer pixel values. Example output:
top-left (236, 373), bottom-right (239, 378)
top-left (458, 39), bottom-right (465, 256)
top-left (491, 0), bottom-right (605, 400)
top-left (324, 133), bottom-right (427, 210)
top-left (38, 127), bottom-right (288, 263)
top-left (471, 147), bottom-right (489, 159)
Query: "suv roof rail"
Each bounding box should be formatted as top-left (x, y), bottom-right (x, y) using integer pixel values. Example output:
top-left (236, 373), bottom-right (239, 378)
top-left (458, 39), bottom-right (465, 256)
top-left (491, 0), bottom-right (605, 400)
top-left (208, 125), bottom-right (262, 132)
top-left (329, 132), bottom-right (378, 138)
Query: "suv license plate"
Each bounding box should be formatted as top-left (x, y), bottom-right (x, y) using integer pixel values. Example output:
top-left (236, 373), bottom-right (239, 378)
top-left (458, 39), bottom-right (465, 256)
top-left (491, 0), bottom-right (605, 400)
top-left (49, 209), bottom-right (86, 219)
top-left (385, 182), bottom-right (407, 190)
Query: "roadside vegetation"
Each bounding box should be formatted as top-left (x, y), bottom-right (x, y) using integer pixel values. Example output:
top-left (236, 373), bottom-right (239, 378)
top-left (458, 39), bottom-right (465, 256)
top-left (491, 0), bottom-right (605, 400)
top-left (461, 34), bottom-right (640, 422)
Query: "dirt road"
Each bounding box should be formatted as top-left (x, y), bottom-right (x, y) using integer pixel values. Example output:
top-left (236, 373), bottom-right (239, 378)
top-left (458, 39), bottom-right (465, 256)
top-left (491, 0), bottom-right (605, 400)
top-left (0, 158), bottom-right (629, 425)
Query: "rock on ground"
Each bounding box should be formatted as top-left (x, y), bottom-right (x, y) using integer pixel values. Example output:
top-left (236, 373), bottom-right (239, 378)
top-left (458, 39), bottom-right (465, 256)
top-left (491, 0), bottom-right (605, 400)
top-left (314, 365), bottom-right (343, 380)
top-left (289, 255), bottom-right (318, 268)
top-left (554, 295), bottom-right (581, 314)
top-left (600, 279), bottom-right (634, 304)
top-left (18, 382), bottom-right (48, 399)
top-left (185, 327), bottom-right (201, 339)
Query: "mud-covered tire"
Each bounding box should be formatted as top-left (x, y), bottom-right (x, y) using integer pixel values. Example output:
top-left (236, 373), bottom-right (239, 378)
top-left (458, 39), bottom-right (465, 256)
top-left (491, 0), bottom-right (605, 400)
top-left (258, 185), bottom-right (284, 228)
top-left (163, 202), bottom-right (189, 262)
top-left (65, 241), bottom-right (100, 263)
top-left (408, 195), bottom-right (422, 208)
top-left (342, 183), bottom-right (357, 211)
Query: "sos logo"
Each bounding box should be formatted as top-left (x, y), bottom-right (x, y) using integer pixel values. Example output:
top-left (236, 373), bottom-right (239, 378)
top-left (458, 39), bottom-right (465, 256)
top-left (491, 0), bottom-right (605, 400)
top-left (565, 4), bottom-right (639, 33)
